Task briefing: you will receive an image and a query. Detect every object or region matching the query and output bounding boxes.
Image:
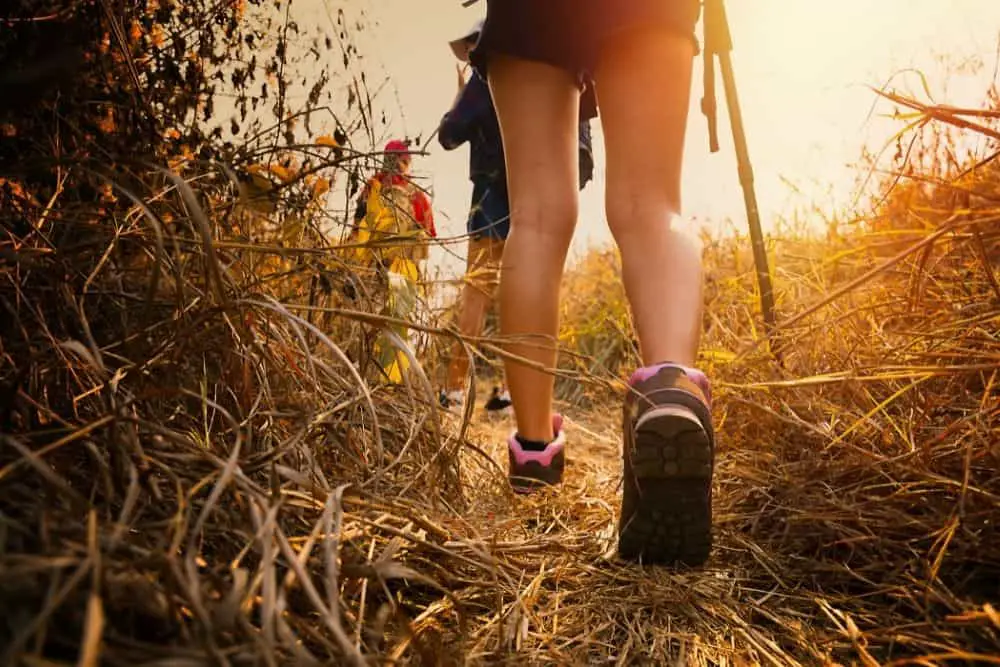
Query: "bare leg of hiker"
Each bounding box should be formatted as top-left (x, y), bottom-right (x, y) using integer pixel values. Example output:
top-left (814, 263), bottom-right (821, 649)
top-left (593, 25), bottom-right (714, 565)
top-left (474, 1), bottom-right (712, 560)
top-left (487, 56), bottom-right (580, 443)
top-left (595, 27), bottom-right (700, 366)
top-left (445, 234), bottom-right (504, 394)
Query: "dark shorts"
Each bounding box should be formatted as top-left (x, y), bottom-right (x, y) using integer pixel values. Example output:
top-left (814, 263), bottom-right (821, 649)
top-left (470, 0), bottom-right (701, 119)
top-left (468, 178), bottom-right (510, 241)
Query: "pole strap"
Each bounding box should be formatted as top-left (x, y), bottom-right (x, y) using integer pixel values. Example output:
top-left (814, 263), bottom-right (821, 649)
top-left (701, 0), bottom-right (734, 154)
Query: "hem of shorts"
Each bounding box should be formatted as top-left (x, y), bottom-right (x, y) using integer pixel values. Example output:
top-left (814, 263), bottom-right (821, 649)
top-left (473, 17), bottom-right (701, 75)
top-left (469, 45), bottom-right (589, 91)
top-left (597, 20), bottom-right (701, 58)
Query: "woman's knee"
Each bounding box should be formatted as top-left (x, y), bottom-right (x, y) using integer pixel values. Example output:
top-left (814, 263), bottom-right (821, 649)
top-left (605, 188), bottom-right (669, 234)
top-left (606, 194), bottom-right (701, 248)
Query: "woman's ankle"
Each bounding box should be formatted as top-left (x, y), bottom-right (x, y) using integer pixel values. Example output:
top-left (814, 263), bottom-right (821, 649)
top-left (514, 415), bottom-right (555, 443)
top-left (511, 413), bottom-right (564, 450)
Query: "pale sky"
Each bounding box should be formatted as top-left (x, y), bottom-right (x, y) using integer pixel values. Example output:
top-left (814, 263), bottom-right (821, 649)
top-left (308, 1), bottom-right (1000, 280)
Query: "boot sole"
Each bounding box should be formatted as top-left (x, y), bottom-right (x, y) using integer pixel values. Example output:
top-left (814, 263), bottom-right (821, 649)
top-left (618, 405), bottom-right (713, 566)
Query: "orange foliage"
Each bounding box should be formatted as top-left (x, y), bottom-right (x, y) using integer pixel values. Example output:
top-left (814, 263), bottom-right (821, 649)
top-left (267, 163), bottom-right (296, 184)
top-left (167, 144), bottom-right (196, 171)
top-left (0, 178), bottom-right (32, 203)
top-left (310, 176), bottom-right (331, 198)
top-left (150, 24), bottom-right (165, 48)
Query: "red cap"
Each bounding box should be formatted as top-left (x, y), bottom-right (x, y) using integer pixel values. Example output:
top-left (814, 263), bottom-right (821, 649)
top-left (384, 139), bottom-right (409, 153)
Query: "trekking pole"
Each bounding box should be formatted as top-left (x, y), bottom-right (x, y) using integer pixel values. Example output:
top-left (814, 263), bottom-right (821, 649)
top-left (701, 0), bottom-right (782, 363)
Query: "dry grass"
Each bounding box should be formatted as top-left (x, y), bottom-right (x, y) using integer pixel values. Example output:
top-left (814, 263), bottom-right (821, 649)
top-left (2, 22), bottom-right (1000, 663)
top-left (467, 216), bottom-right (1000, 663)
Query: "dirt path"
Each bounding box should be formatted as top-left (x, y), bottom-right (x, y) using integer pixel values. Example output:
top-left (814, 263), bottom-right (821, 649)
top-left (442, 400), bottom-right (823, 666)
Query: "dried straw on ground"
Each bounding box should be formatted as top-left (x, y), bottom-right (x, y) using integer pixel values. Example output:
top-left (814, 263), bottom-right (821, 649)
top-left (2, 6), bottom-right (999, 661)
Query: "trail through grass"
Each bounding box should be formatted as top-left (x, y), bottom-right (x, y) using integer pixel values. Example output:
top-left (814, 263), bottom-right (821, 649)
top-left (422, 366), bottom-right (1000, 665)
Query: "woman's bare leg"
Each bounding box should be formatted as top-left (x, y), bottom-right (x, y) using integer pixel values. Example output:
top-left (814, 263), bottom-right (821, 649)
top-left (487, 55), bottom-right (580, 443)
top-left (596, 26), bottom-right (713, 565)
top-left (445, 234), bottom-right (505, 392)
top-left (594, 28), bottom-right (700, 365)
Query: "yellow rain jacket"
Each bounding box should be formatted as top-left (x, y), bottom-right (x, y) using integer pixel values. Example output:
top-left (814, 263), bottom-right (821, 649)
top-left (351, 173), bottom-right (435, 383)
top-left (353, 174), bottom-right (435, 283)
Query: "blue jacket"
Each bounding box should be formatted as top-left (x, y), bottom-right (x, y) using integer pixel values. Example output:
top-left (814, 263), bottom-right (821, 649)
top-left (438, 71), bottom-right (594, 188)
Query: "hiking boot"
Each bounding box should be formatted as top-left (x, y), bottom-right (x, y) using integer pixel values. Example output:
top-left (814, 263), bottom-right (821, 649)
top-left (508, 415), bottom-right (565, 494)
top-left (439, 389), bottom-right (465, 414)
top-left (618, 363), bottom-right (714, 566)
top-left (485, 386), bottom-right (513, 419)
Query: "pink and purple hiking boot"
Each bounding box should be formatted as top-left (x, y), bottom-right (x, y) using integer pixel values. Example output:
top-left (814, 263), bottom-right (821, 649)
top-left (508, 415), bottom-right (566, 494)
top-left (618, 363), bottom-right (714, 565)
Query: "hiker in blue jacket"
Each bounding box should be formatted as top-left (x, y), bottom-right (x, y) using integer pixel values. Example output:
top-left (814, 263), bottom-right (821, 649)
top-left (438, 19), bottom-right (594, 414)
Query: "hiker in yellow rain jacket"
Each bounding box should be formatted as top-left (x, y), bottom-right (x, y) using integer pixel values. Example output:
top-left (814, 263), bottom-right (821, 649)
top-left (350, 140), bottom-right (437, 383)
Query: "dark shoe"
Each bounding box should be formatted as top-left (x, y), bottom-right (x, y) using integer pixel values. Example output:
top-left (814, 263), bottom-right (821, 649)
top-left (484, 386), bottom-right (512, 418)
top-left (439, 389), bottom-right (465, 414)
top-left (508, 415), bottom-right (565, 494)
top-left (618, 363), bottom-right (714, 566)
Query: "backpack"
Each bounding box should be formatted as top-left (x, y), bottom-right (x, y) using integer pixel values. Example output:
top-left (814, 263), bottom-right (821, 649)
top-left (354, 176), bottom-right (429, 279)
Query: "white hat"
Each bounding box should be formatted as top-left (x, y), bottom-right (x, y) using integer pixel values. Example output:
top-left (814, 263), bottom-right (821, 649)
top-left (448, 18), bottom-right (484, 62)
